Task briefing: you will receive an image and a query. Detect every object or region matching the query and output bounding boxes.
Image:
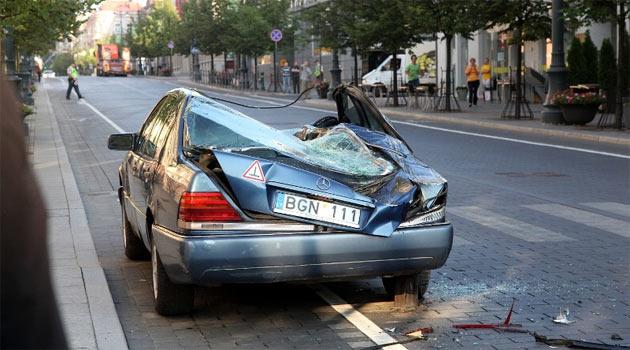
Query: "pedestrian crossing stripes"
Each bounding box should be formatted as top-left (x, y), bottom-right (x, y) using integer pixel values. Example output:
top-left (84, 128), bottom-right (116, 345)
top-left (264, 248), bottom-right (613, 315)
top-left (581, 202), bottom-right (630, 219)
top-left (448, 206), bottom-right (574, 242)
top-left (524, 203), bottom-right (630, 239)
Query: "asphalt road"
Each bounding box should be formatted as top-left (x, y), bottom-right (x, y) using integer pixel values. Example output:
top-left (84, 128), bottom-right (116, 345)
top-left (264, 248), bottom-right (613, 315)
top-left (45, 76), bottom-right (630, 350)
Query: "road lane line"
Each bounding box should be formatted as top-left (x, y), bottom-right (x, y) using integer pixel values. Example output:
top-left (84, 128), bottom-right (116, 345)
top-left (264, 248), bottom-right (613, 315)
top-left (393, 121), bottom-right (630, 159)
top-left (311, 285), bottom-right (407, 350)
top-left (582, 202), bottom-right (630, 219)
top-left (79, 99), bottom-right (126, 133)
top-left (449, 206), bottom-right (574, 242)
top-left (525, 203), bottom-right (630, 239)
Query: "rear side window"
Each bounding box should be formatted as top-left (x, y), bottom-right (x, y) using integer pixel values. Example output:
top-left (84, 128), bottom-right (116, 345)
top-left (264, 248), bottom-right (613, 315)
top-left (138, 94), bottom-right (181, 159)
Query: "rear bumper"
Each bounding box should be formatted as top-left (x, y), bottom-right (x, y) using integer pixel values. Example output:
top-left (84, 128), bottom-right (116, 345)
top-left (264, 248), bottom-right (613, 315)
top-left (153, 223), bottom-right (453, 285)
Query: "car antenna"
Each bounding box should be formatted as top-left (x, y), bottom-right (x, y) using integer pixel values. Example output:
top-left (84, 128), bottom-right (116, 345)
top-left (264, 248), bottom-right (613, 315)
top-left (192, 86), bottom-right (319, 109)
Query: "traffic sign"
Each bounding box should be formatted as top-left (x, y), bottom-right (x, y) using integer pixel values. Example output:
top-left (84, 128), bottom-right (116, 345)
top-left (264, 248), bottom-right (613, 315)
top-left (167, 40), bottom-right (174, 49)
top-left (270, 29), bottom-right (283, 42)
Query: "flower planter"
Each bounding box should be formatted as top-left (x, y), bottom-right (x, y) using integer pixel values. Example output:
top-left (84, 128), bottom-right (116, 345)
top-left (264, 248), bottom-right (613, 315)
top-left (560, 104), bottom-right (598, 125)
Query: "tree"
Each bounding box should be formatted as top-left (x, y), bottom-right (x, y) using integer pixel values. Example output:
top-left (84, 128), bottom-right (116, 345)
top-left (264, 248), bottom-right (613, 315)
top-left (563, 0), bottom-right (630, 127)
top-left (300, 0), bottom-right (353, 88)
top-left (567, 36), bottom-right (587, 84)
top-left (413, 0), bottom-right (495, 111)
top-left (599, 38), bottom-right (617, 111)
top-left (1, 0), bottom-right (101, 69)
top-left (343, 0), bottom-right (424, 106)
top-left (222, 2), bottom-right (270, 87)
top-left (490, 0), bottom-right (551, 119)
top-left (128, 0), bottom-right (179, 73)
top-left (581, 31), bottom-right (598, 83)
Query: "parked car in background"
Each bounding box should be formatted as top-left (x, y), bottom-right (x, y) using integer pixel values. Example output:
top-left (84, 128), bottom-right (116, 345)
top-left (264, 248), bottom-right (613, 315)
top-left (107, 85), bottom-right (453, 315)
top-left (42, 70), bottom-right (56, 78)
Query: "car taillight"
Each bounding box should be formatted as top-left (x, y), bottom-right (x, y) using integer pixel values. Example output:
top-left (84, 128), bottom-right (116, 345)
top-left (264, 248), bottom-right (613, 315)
top-left (178, 192), bottom-right (241, 222)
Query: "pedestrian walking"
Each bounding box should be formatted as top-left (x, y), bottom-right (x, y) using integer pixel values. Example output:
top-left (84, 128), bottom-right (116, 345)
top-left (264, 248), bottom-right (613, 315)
top-left (66, 63), bottom-right (83, 100)
top-left (291, 63), bottom-right (301, 94)
top-left (481, 58), bottom-right (492, 102)
top-left (300, 61), bottom-right (312, 98)
top-left (281, 62), bottom-right (291, 93)
top-left (35, 64), bottom-right (42, 82)
top-left (312, 60), bottom-right (323, 87)
top-left (465, 58), bottom-right (480, 107)
top-left (405, 54), bottom-right (420, 91)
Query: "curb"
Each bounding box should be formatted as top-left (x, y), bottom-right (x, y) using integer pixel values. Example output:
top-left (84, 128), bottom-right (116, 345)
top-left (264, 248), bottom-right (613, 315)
top-left (144, 76), bottom-right (630, 147)
top-left (41, 88), bottom-right (129, 350)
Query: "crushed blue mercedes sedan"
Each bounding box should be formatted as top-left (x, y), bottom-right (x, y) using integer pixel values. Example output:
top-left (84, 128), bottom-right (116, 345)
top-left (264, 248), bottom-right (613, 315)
top-left (108, 85), bottom-right (453, 315)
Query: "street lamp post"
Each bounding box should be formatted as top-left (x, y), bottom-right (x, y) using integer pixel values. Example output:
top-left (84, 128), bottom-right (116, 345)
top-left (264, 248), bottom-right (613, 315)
top-left (541, 0), bottom-right (569, 124)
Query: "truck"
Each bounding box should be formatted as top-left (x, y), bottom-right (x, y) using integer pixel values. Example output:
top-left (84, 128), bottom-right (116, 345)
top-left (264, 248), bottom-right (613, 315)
top-left (96, 44), bottom-right (131, 76)
top-left (361, 42), bottom-right (436, 93)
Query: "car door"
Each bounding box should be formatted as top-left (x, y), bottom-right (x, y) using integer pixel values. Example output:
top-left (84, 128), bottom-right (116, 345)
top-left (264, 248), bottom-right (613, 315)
top-left (145, 93), bottom-right (185, 233)
top-left (127, 95), bottom-right (172, 238)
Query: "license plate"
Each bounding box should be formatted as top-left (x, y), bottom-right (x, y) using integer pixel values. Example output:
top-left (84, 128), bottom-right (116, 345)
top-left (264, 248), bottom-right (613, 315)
top-left (273, 192), bottom-right (361, 228)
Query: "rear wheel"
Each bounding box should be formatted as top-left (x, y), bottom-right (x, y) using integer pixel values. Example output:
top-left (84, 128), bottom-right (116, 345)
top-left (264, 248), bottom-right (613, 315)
top-left (382, 270), bottom-right (431, 300)
top-left (121, 202), bottom-right (149, 260)
top-left (151, 239), bottom-right (194, 315)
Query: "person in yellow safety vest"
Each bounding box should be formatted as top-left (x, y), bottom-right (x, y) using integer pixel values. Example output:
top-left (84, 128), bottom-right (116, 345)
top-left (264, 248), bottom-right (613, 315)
top-left (66, 63), bottom-right (83, 100)
top-left (481, 58), bottom-right (492, 102)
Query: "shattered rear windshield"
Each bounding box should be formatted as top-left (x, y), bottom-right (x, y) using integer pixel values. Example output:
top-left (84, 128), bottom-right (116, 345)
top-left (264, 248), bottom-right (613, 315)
top-left (183, 97), bottom-right (395, 177)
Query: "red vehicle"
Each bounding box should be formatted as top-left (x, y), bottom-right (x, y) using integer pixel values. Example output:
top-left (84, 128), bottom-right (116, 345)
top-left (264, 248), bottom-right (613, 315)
top-left (96, 44), bottom-right (131, 76)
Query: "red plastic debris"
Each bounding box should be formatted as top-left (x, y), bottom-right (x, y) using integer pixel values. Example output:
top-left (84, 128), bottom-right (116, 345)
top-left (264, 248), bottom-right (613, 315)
top-left (452, 299), bottom-right (525, 332)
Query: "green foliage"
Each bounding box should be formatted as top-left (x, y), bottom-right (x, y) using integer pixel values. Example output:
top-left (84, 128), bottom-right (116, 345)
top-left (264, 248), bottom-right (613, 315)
top-left (567, 37), bottom-right (587, 85)
top-left (598, 38), bottom-right (617, 110)
top-left (0, 0), bottom-right (102, 54)
top-left (75, 49), bottom-right (97, 68)
top-left (341, 0), bottom-right (422, 55)
top-left (563, 0), bottom-right (630, 30)
top-left (222, 3), bottom-right (272, 57)
top-left (489, 0), bottom-right (551, 41)
top-left (128, 0), bottom-right (179, 58)
top-left (299, 1), bottom-right (350, 51)
top-left (174, 0), bottom-right (228, 56)
top-left (581, 31), bottom-right (598, 83)
top-left (51, 52), bottom-right (74, 75)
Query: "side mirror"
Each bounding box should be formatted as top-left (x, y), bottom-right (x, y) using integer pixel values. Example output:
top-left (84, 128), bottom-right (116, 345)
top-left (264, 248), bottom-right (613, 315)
top-left (108, 133), bottom-right (136, 151)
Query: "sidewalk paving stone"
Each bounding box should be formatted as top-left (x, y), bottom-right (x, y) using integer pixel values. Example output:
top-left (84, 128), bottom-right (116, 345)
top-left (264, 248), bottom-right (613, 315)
top-left (30, 87), bottom-right (128, 350)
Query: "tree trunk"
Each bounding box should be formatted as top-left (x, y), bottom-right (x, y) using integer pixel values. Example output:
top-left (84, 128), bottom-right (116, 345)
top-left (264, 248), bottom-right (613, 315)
top-left (353, 46), bottom-right (359, 85)
top-left (392, 50), bottom-right (399, 106)
top-left (614, 4), bottom-right (625, 129)
top-left (445, 35), bottom-right (453, 111)
top-left (515, 27), bottom-right (523, 120)
top-left (210, 53), bottom-right (215, 84)
top-left (254, 56), bottom-right (258, 91)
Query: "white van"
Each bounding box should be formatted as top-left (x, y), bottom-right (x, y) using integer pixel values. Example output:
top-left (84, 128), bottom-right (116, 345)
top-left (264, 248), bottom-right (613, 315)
top-left (362, 45), bottom-right (436, 92)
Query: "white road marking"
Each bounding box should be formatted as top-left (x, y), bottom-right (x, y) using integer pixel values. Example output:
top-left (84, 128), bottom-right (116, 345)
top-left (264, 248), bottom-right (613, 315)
top-left (393, 121), bottom-right (630, 159)
top-left (448, 206), bottom-right (574, 242)
top-left (312, 285), bottom-right (407, 350)
top-left (525, 204), bottom-right (630, 239)
top-left (582, 202), bottom-right (630, 219)
top-left (79, 99), bottom-right (127, 133)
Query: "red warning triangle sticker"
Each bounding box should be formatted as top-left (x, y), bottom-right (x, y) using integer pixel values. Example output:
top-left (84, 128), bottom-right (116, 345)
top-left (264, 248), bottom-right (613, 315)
top-left (242, 160), bottom-right (266, 182)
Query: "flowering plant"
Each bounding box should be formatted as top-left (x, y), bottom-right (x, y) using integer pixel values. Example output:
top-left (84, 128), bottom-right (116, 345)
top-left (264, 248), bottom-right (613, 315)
top-left (552, 90), bottom-right (605, 105)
